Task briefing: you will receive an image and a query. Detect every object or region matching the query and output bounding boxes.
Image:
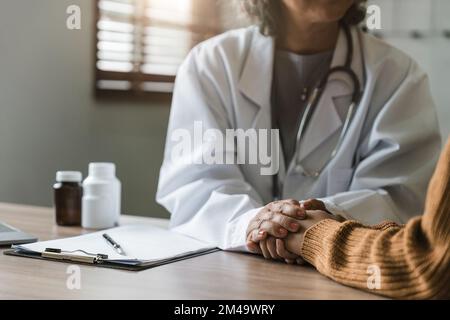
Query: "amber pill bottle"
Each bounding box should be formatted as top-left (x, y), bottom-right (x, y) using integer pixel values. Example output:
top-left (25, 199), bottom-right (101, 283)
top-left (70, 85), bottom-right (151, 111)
top-left (53, 171), bottom-right (82, 226)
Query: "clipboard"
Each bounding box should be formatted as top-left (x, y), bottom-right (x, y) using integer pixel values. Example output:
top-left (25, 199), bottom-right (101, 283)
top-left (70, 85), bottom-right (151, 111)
top-left (4, 247), bottom-right (219, 271)
top-left (3, 225), bottom-right (219, 271)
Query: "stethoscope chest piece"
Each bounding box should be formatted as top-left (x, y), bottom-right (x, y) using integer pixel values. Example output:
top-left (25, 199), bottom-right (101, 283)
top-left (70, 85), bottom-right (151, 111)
top-left (293, 164), bottom-right (319, 178)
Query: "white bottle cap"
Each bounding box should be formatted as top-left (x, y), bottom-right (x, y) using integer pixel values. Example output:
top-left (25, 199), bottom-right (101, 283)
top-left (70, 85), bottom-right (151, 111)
top-left (88, 163), bottom-right (116, 179)
top-left (56, 171), bottom-right (82, 183)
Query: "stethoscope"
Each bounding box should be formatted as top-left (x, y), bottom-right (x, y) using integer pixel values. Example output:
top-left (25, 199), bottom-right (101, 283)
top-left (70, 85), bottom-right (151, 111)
top-left (271, 23), bottom-right (363, 201)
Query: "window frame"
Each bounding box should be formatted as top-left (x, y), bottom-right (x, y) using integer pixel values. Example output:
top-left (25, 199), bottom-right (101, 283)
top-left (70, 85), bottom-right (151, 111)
top-left (93, 0), bottom-right (221, 99)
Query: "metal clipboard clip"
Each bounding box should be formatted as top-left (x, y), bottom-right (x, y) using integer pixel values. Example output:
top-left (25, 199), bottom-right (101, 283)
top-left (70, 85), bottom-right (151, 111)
top-left (42, 248), bottom-right (109, 264)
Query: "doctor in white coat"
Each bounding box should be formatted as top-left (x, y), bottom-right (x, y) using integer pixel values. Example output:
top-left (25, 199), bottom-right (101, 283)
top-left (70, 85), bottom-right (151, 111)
top-left (156, 0), bottom-right (441, 257)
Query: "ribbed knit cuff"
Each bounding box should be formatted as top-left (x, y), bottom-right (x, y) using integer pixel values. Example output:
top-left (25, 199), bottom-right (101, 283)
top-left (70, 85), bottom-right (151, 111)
top-left (300, 219), bottom-right (346, 265)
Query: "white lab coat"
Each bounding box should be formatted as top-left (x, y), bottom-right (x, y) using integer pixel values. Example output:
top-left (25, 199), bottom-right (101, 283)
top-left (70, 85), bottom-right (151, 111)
top-left (156, 26), bottom-right (441, 251)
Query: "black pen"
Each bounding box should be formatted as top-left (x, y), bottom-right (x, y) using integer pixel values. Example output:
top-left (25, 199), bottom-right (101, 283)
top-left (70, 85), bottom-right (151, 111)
top-left (102, 233), bottom-right (126, 256)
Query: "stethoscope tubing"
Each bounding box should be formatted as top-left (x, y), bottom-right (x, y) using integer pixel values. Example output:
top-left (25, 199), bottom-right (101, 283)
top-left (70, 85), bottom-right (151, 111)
top-left (271, 23), bottom-right (363, 201)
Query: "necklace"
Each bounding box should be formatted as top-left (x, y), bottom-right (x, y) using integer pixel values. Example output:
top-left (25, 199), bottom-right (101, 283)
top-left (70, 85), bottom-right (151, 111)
top-left (299, 54), bottom-right (333, 103)
top-left (301, 88), bottom-right (308, 101)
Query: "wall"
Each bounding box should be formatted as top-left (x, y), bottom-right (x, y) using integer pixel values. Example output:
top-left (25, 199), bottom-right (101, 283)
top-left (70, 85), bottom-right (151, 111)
top-left (0, 0), bottom-right (171, 218)
top-left (370, 0), bottom-right (450, 139)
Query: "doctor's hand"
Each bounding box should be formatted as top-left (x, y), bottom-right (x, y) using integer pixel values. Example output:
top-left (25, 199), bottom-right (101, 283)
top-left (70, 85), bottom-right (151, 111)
top-left (246, 199), bottom-right (305, 242)
top-left (246, 199), bottom-right (329, 245)
top-left (246, 199), bottom-right (334, 264)
top-left (246, 199), bottom-right (306, 256)
top-left (257, 209), bottom-right (340, 264)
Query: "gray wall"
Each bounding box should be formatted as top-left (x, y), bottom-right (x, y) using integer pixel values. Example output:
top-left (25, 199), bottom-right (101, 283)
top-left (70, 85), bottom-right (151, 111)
top-left (0, 0), bottom-right (171, 218)
top-left (370, 0), bottom-right (450, 139)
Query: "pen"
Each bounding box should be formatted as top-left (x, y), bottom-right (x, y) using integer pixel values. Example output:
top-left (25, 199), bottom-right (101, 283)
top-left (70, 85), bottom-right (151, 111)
top-left (102, 233), bottom-right (126, 256)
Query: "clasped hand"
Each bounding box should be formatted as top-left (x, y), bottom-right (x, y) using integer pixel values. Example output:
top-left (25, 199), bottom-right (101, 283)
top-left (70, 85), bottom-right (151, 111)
top-left (246, 199), bottom-right (336, 264)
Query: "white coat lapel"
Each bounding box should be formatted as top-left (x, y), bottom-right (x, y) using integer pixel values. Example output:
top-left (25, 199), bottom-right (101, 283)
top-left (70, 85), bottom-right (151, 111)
top-left (238, 27), bottom-right (275, 130)
top-left (297, 27), bottom-right (364, 162)
top-left (237, 28), bottom-right (288, 181)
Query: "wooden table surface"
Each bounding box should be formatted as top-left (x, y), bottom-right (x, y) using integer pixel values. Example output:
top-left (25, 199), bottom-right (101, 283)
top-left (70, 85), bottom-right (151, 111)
top-left (0, 203), bottom-right (383, 300)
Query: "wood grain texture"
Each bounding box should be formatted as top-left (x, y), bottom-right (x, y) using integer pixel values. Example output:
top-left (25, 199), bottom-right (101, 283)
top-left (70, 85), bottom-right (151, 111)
top-left (0, 203), bottom-right (384, 300)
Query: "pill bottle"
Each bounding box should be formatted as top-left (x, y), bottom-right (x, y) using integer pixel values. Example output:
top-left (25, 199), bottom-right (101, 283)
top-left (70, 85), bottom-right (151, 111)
top-left (82, 163), bottom-right (121, 229)
top-left (53, 171), bottom-right (83, 226)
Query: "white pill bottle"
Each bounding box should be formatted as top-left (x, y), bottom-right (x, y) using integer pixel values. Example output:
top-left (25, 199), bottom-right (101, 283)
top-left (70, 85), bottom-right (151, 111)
top-left (82, 163), bottom-right (121, 229)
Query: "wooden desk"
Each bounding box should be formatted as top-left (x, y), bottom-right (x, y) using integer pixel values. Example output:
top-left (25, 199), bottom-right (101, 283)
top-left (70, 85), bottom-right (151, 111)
top-left (0, 203), bottom-right (383, 300)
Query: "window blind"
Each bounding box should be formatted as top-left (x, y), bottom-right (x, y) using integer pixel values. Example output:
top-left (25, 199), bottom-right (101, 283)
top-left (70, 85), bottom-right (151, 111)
top-left (95, 0), bottom-right (221, 95)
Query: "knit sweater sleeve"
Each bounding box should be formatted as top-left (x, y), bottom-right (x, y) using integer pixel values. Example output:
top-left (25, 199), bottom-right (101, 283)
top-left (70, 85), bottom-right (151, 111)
top-left (300, 138), bottom-right (450, 300)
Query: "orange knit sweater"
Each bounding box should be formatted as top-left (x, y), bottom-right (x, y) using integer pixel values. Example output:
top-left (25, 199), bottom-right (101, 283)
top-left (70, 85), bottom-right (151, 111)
top-left (301, 138), bottom-right (450, 299)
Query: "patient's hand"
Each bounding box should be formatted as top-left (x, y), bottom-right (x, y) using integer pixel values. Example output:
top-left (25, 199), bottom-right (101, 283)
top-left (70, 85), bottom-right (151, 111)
top-left (301, 199), bottom-right (330, 214)
top-left (284, 210), bottom-right (339, 256)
